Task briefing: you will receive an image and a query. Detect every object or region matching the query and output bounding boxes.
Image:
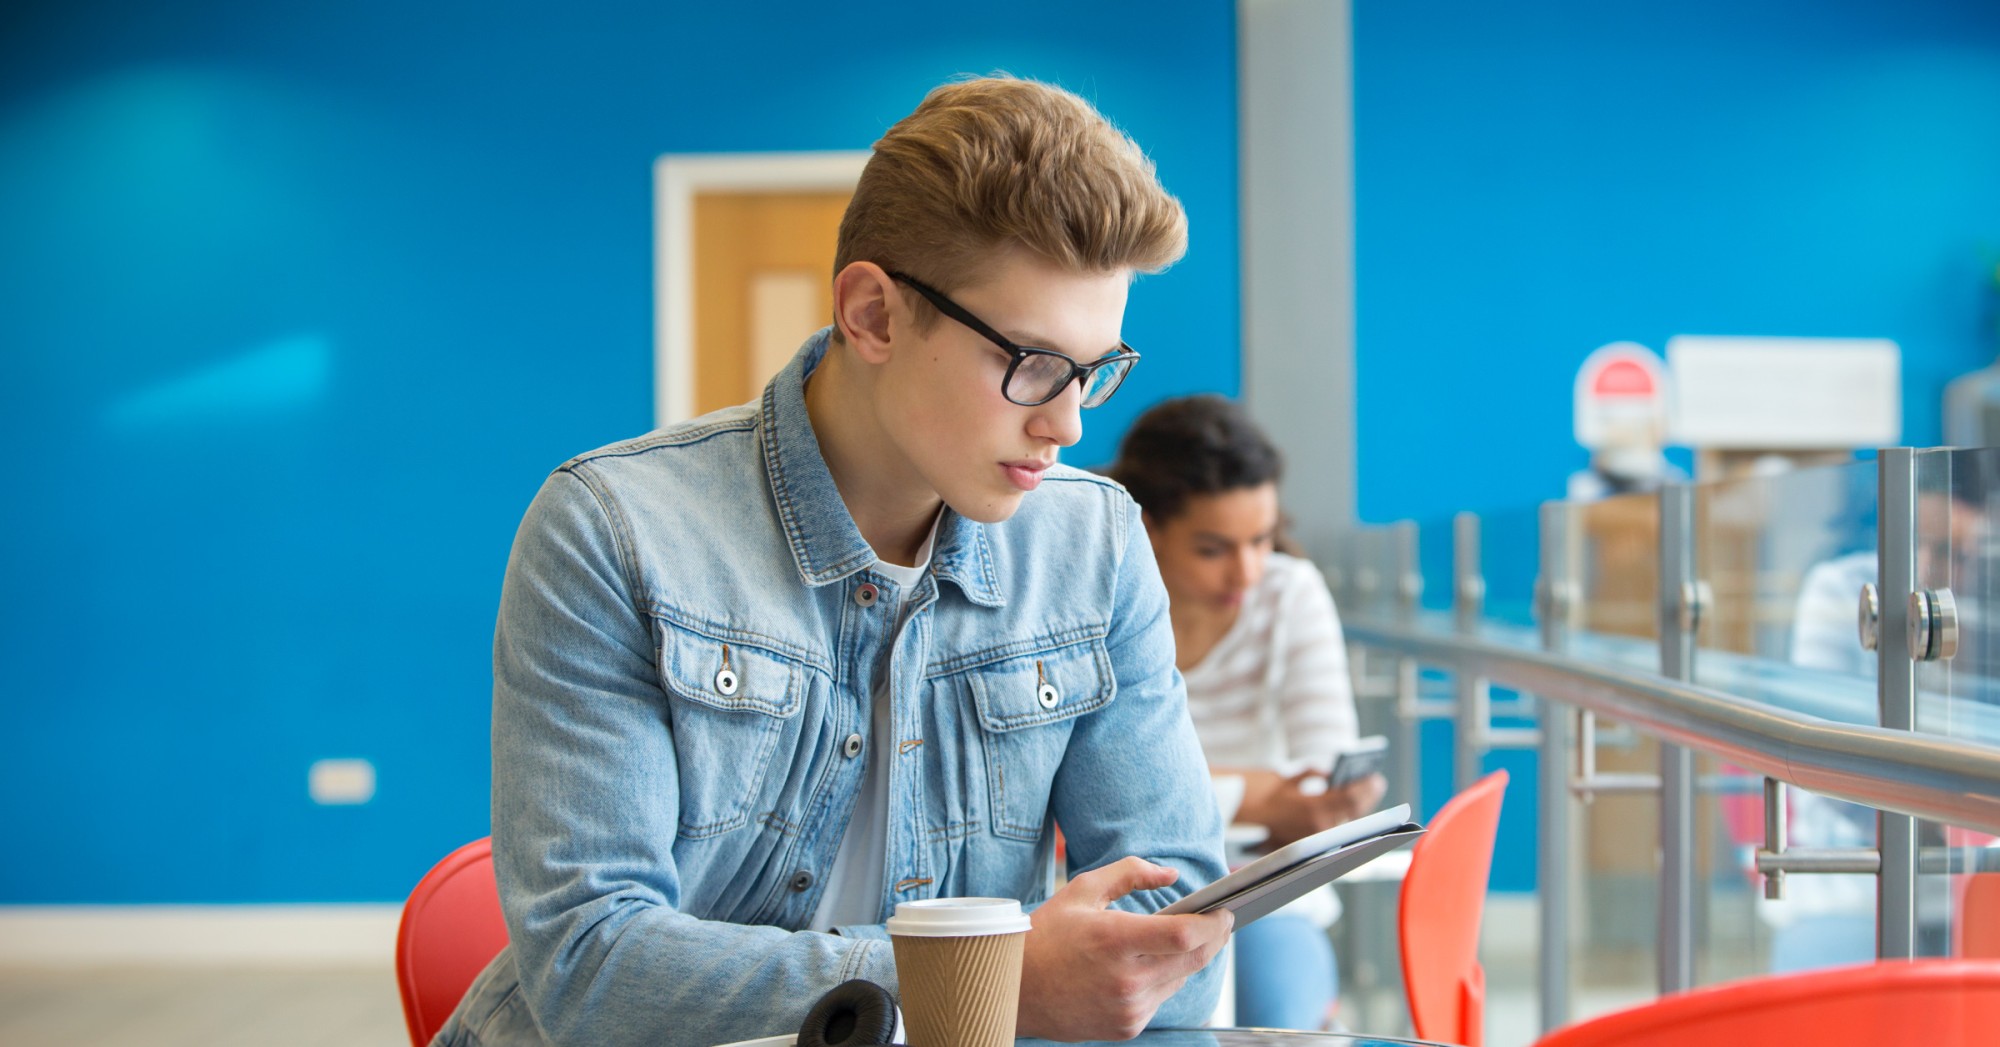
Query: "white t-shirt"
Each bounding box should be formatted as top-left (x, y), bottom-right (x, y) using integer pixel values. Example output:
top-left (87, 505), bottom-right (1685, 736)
top-left (1183, 552), bottom-right (1359, 928)
top-left (809, 517), bottom-right (939, 932)
top-left (1183, 552), bottom-right (1359, 772)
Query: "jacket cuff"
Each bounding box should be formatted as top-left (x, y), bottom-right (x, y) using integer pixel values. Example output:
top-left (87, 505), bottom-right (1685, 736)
top-left (832, 933), bottom-right (899, 995)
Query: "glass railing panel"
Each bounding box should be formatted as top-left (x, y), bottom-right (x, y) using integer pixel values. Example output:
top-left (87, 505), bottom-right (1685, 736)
top-left (1927, 447), bottom-right (2000, 746)
top-left (1574, 488), bottom-right (1660, 643)
top-left (1689, 765), bottom-right (1878, 987)
top-left (1916, 448), bottom-right (2000, 960)
top-left (1345, 524), bottom-right (1403, 624)
top-left (1566, 488), bottom-right (1662, 1018)
top-left (1470, 508), bottom-right (1540, 905)
top-left (1332, 524), bottom-right (1404, 733)
top-left (1931, 818), bottom-right (2000, 960)
top-left (1418, 515), bottom-right (1455, 615)
top-left (1480, 506), bottom-right (1542, 629)
top-left (1691, 457), bottom-right (1878, 675)
top-left (1683, 458), bottom-right (1882, 984)
top-left (1688, 750), bottom-right (1772, 987)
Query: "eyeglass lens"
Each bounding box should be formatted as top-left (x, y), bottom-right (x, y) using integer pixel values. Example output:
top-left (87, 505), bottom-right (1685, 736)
top-left (1009, 352), bottom-right (1134, 407)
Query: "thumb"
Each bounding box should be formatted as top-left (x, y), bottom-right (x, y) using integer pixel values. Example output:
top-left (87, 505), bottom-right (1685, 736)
top-left (1071, 856), bottom-right (1180, 907)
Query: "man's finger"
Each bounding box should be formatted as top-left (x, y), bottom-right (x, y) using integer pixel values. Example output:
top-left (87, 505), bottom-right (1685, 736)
top-left (1097, 907), bottom-right (1233, 957)
top-left (1069, 856), bottom-right (1181, 907)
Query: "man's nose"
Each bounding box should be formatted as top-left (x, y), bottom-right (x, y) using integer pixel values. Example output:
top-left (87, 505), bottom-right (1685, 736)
top-left (1026, 381), bottom-right (1084, 447)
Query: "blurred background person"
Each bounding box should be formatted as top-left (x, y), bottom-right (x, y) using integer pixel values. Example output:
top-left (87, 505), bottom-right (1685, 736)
top-left (1106, 394), bottom-right (1386, 1030)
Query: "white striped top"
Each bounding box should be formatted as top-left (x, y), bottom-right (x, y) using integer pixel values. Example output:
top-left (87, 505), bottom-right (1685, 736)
top-left (1182, 552), bottom-right (1358, 773)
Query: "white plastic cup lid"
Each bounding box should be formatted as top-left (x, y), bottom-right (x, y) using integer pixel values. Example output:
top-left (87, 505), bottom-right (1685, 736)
top-left (885, 897), bottom-right (1032, 937)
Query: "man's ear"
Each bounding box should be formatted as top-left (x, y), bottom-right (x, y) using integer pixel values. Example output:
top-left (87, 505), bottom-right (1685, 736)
top-left (832, 262), bottom-right (896, 365)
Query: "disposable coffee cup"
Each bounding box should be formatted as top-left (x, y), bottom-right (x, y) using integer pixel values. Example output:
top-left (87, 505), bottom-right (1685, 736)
top-left (886, 897), bottom-right (1032, 1047)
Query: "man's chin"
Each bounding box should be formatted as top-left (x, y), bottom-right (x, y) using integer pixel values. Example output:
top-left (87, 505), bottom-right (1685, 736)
top-left (945, 488), bottom-right (1027, 525)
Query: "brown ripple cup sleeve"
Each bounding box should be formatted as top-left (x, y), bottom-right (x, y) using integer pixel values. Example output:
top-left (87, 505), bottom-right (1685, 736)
top-left (886, 897), bottom-right (1032, 1047)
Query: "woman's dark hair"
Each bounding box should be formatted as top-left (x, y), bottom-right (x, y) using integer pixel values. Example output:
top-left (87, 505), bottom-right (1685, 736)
top-left (1104, 394), bottom-right (1283, 522)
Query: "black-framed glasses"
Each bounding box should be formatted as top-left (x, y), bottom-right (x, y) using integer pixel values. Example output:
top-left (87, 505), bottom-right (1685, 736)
top-left (887, 271), bottom-right (1140, 409)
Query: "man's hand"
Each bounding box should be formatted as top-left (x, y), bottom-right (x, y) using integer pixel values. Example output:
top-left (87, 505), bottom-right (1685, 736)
top-left (1016, 856), bottom-right (1233, 1041)
top-left (1244, 770), bottom-right (1388, 850)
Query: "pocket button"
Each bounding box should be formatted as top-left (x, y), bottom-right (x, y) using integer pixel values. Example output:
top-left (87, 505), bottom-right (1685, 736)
top-left (1037, 682), bottom-right (1060, 709)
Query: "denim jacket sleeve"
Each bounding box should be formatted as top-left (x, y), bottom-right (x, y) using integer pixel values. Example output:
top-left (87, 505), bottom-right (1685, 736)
top-left (490, 469), bottom-right (894, 1047)
top-left (1049, 495), bottom-right (1231, 1028)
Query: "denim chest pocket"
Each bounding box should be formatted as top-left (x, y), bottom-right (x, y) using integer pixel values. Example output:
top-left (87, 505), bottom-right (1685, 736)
top-left (968, 637), bottom-right (1114, 843)
top-left (655, 620), bottom-right (805, 838)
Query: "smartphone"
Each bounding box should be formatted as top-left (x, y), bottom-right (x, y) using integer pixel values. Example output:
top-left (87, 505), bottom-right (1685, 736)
top-left (1327, 735), bottom-right (1389, 787)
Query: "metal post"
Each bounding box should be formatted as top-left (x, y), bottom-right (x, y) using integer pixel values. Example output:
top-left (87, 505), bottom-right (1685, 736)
top-left (1537, 501), bottom-right (1573, 1032)
top-left (1878, 449), bottom-right (1920, 958)
top-left (1763, 777), bottom-right (1788, 900)
top-left (1393, 521), bottom-right (1422, 811)
top-left (1454, 512), bottom-right (1487, 794)
top-left (1656, 483), bottom-right (1696, 994)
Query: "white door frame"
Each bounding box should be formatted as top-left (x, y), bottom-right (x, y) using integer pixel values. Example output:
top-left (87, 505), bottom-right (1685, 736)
top-left (652, 152), bottom-right (871, 426)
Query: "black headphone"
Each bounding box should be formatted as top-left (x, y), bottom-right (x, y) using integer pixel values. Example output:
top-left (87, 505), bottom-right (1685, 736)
top-left (797, 979), bottom-right (904, 1047)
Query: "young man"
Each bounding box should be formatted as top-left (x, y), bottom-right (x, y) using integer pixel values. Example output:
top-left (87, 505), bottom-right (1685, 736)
top-left (435, 77), bottom-right (1231, 1047)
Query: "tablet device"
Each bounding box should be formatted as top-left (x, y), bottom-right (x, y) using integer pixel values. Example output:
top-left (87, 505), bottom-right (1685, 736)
top-left (1157, 803), bottom-right (1423, 926)
top-left (1328, 735), bottom-right (1390, 787)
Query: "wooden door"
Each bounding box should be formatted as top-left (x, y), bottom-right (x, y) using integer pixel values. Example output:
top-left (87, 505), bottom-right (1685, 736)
top-left (691, 191), bottom-right (851, 416)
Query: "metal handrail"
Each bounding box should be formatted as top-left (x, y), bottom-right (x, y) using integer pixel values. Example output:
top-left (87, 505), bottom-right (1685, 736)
top-left (1344, 617), bottom-right (2000, 836)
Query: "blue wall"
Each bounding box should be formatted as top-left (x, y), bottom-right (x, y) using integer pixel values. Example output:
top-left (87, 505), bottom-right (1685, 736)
top-left (1354, 0), bottom-right (2000, 526)
top-left (0, 2), bottom-right (1240, 903)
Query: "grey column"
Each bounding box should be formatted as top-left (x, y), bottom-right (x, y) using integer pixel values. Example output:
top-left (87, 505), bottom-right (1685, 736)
top-left (1238, 0), bottom-right (1356, 556)
top-left (1537, 501), bottom-right (1574, 1031)
top-left (1877, 449), bottom-right (1919, 958)
top-left (1656, 484), bottom-right (1696, 993)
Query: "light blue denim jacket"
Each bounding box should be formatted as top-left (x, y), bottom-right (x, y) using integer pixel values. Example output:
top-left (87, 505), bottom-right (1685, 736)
top-left (437, 329), bottom-right (1226, 1047)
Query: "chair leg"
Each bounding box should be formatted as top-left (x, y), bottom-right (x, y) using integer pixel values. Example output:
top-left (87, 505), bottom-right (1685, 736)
top-left (1459, 962), bottom-right (1486, 1047)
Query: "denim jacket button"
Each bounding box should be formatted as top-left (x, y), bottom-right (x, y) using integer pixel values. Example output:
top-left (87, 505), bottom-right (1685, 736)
top-left (714, 668), bottom-right (739, 696)
top-left (790, 871), bottom-right (814, 892)
top-left (854, 583), bottom-right (879, 607)
top-left (842, 733), bottom-right (864, 758)
top-left (1037, 683), bottom-right (1061, 709)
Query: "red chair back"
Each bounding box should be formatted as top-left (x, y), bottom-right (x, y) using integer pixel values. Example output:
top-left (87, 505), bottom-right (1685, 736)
top-left (1399, 769), bottom-right (1509, 1047)
top-left (396, 837), bottom-right (509, 1047)
top-left (1533, 959), bottom-right (2000, 1047)
top-left (1961, 873), bottom-right (2000, 959)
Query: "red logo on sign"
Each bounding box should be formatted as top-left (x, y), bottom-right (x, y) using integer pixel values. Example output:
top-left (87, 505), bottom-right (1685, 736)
top-left (1592, 359), bottom-right (1656, 397)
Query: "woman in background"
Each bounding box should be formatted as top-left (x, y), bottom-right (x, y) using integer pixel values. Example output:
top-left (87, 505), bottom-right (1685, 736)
top-left (1106, 395), bottom-right (1387, 1030)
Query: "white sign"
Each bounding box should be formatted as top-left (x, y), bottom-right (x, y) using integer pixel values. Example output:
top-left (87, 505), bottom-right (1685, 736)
top-left (1574, 342), bottom-right (1669, 450)
top-left (1667, 335), bottom-right (1900, 449)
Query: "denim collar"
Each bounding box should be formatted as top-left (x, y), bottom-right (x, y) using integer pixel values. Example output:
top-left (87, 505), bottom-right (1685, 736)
top-left (761, 328), bottom-right (1005, 607)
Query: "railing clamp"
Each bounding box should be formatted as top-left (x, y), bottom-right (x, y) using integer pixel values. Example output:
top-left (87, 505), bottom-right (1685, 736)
top-left (1677, 580), bottom-right (1713, 635)
top-left (1858, 584), bottom-right (1881, 652)
top-left (1908, 587), bottom-right (1958, 662)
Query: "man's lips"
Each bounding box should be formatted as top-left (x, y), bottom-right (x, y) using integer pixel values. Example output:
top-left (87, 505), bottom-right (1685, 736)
top-left (1002, 460), bottom-right (1053, 491)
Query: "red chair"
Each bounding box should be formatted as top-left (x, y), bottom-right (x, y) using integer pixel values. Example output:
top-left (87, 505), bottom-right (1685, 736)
top-left (1399, 769), bottom-right (1509, 1047)
top-left (1961, 873), bottom-right (2000, 959)
top-left (396, 837), bottom-right (509, 1047)
top-left (1532, 959), bottom-right (2000, 1047)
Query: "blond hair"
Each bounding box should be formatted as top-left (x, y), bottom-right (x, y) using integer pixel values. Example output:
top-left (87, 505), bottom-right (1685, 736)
top-left (834, 76), bottom-right (1187, 331)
